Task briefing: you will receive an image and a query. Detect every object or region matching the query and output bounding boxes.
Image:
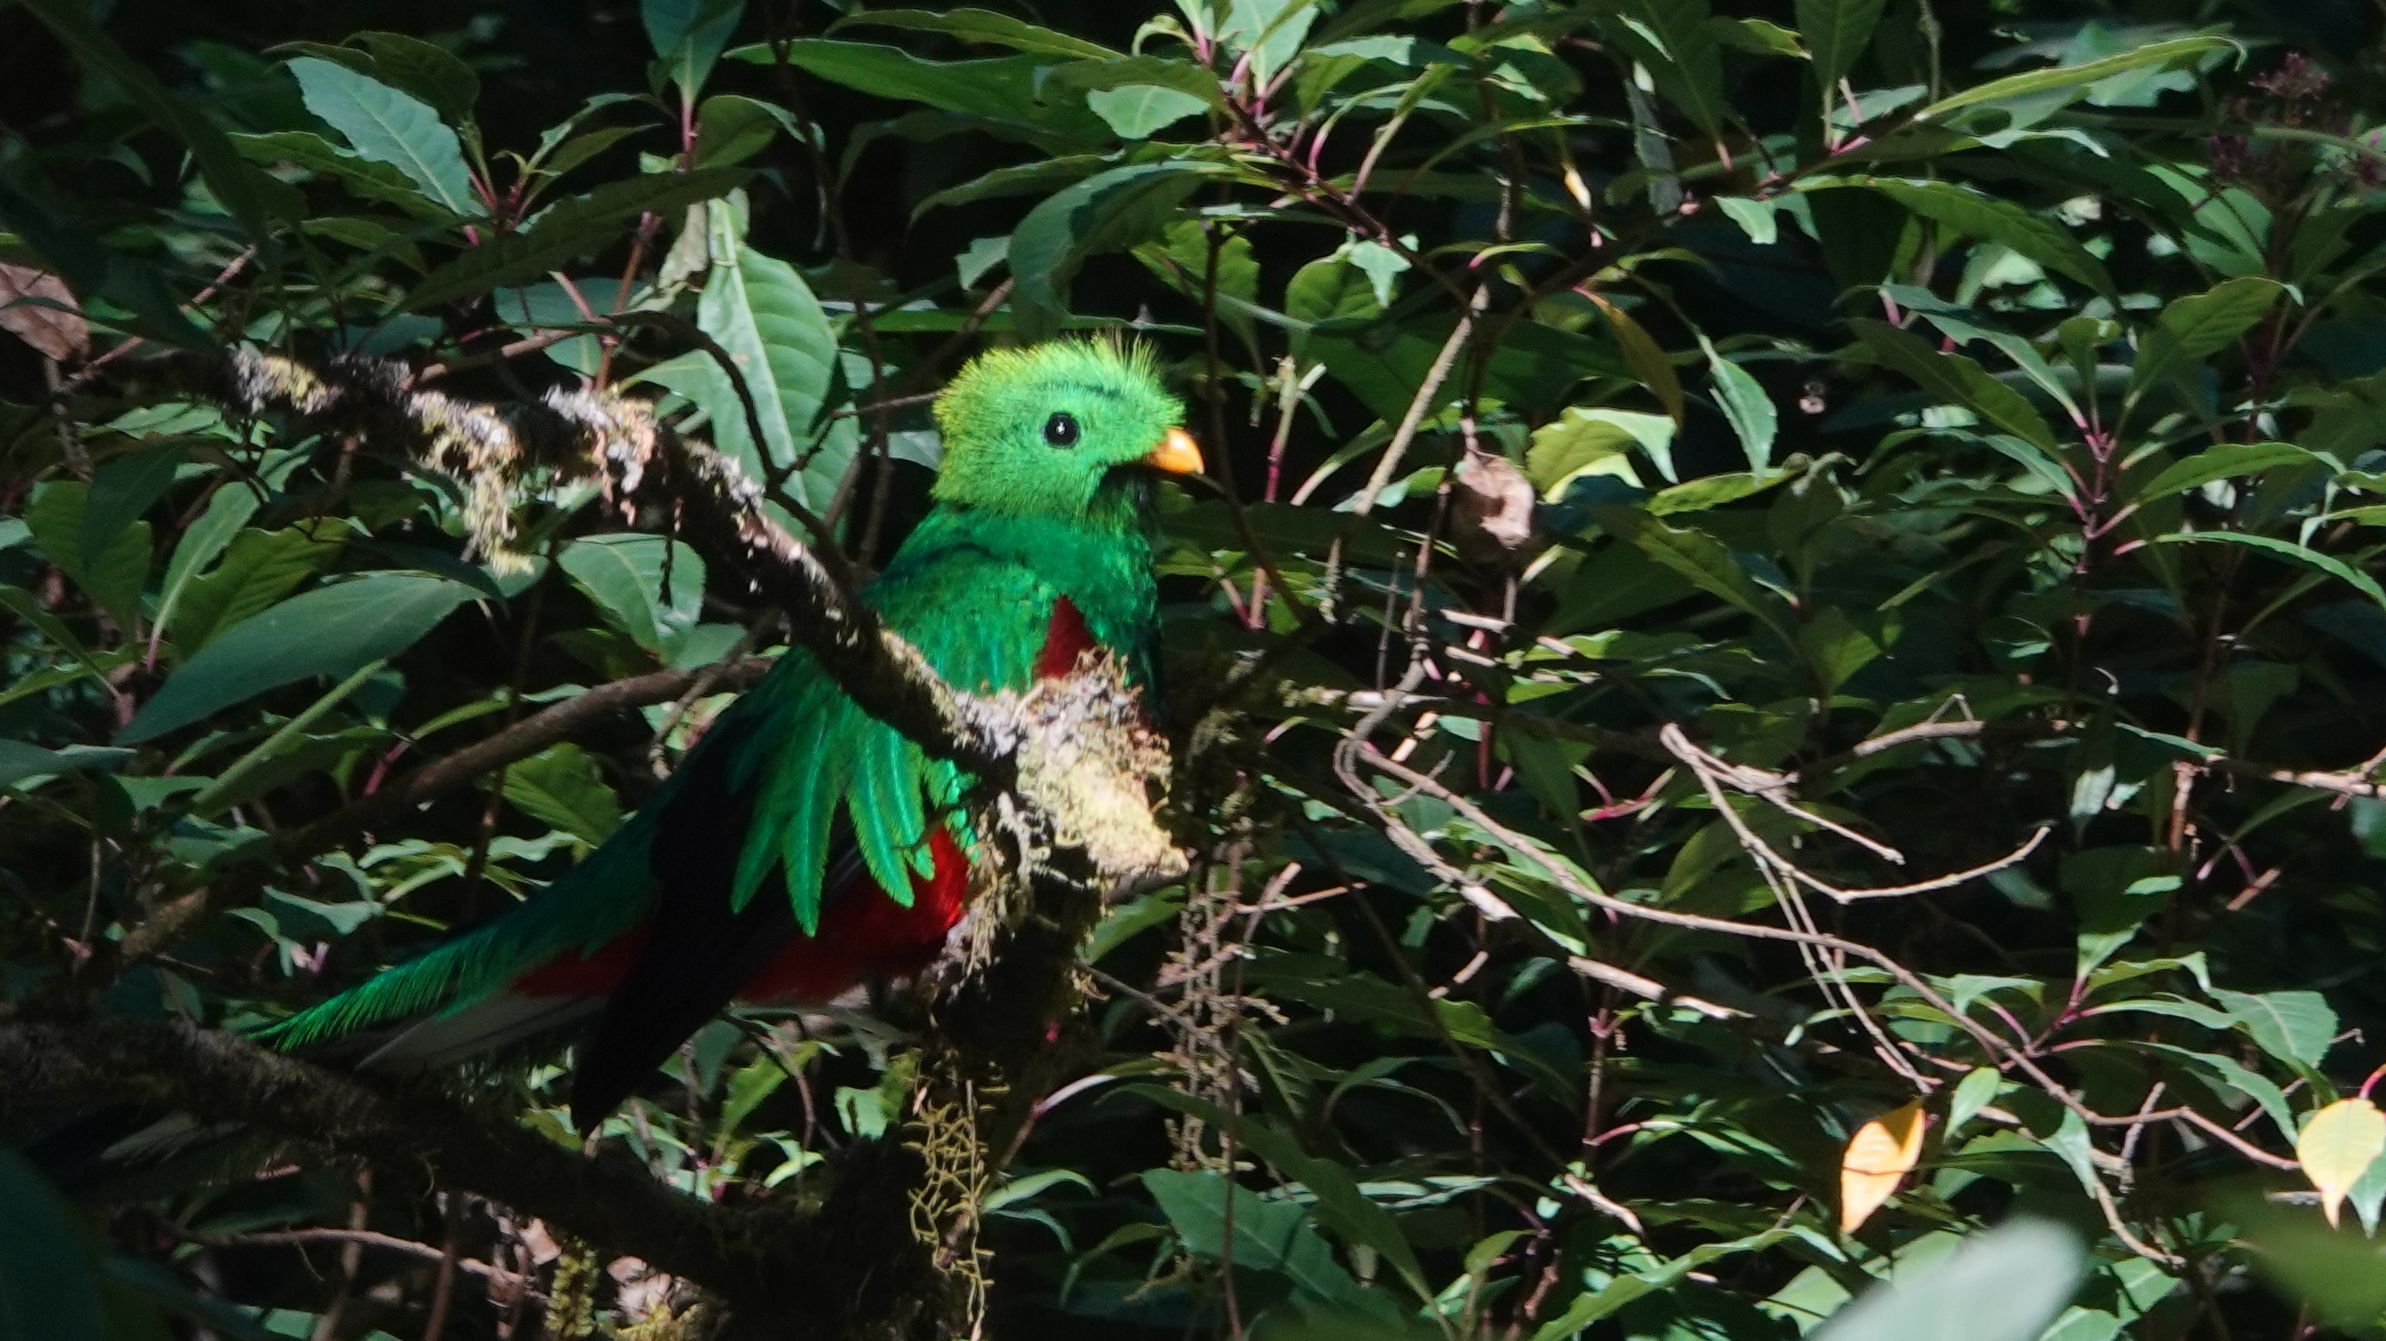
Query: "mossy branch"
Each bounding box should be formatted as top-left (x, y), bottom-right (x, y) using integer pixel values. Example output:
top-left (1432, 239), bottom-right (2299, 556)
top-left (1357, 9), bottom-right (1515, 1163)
top-left (127, 346), bottom-right (1182, 956)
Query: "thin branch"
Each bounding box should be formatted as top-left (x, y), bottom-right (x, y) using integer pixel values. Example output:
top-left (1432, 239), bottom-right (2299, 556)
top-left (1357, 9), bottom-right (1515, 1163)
top-left (123, 658), bottom-right (769, 960)
top-left (169, 1226), bottom-right (534, 1297)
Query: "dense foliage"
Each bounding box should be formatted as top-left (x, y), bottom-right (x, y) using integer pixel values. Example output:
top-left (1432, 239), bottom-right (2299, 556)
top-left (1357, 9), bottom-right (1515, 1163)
top-left (7, 0), bottom-right (2386, 1336)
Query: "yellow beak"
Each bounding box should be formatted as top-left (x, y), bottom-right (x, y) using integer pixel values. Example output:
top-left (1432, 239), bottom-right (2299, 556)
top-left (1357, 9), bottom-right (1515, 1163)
top-left (1143, 426), bottom-right (1204, 476)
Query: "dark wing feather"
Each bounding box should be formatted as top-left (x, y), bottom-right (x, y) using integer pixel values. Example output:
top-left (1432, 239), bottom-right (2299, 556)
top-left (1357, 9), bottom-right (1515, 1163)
top-left (568, 710), bottom-right (800, 1128)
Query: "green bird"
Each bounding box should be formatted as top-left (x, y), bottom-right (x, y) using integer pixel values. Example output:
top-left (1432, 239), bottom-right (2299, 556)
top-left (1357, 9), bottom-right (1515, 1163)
top-left (264, 340), bottom-right (1199, 1130)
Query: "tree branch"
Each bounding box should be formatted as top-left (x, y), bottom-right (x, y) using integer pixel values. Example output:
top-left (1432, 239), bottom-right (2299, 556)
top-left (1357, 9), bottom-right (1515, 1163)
top-left (0, 1018), bottom-right (922, 1335)
top-left (120, 345), bottom-right (1161, 958)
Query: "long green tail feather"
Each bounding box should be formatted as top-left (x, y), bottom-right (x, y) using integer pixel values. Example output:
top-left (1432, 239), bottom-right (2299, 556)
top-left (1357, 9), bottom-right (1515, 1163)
top-left (257, 816), bottom-right (657, 1052)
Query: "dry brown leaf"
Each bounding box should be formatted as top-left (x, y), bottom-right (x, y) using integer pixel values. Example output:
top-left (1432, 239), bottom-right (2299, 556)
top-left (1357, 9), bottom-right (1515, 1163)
top-left (1840, 1099), bottom-right (1927, 1233)
top-left (0, 263), bottom-right (89, 363)
top-left (1453, 451), bottom-right (1536, 565)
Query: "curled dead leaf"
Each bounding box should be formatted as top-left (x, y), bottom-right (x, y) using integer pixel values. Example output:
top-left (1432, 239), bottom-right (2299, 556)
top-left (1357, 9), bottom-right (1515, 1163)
top-left (1453, 451), bottom-right (1536, 565)
top-left (0, 263), bottom-right (89, 363)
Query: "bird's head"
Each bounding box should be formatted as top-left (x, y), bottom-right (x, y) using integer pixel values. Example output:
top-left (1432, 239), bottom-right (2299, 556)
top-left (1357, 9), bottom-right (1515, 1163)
top-left (930, 340), bottom-right (1201, 520)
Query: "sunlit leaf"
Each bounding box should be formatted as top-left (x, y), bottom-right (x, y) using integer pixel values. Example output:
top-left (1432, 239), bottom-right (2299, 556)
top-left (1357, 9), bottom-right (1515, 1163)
top-left (1839, 1100), bottom-right (1926, 1232)
top-left (2299, 1098), bottom-right (2386, 1229)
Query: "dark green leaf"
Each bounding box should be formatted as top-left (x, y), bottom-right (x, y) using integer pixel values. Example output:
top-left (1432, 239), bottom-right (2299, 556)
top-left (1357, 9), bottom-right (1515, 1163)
top-left (17, 0), bottom-right (286, 246)
top-left (1008, 161), bottom-right (1233, 339)
top-left (121, 573), bottom-right (478, 743)
top-left (558, 533), bottom-right (707, 657)
top-left (288, 56), bottom-right (477, 215)
top-left (354, 32), bottom-right (481, 120)
top-left (501, 742), bottom-right (624, 847)
top-left (834, 7), bottom-right (1119, 59)
top-left (1143, 1170), bottom-right (1372, 1307)
top-left (640, 200), bottom-right (855, 506)
top-left (645, 0), bottom-right (746, 96)
top-left (24, 481), bottom-right (152, 629)
top-left (1850, 317), bottom-right (2061, 451)
top-left (404, 169), bottom-right (748, 311)
top-left (2136, 442), bottom-right (2316, 500)
top-left (1799, 0), bottom-right (1885, 93)
top-left (0, 1148), bottom-right (110, 1341)
top-left (2154, 532), bottom-right (2386, 614)
top-left (2129, 276), bottom-right (2283, 403)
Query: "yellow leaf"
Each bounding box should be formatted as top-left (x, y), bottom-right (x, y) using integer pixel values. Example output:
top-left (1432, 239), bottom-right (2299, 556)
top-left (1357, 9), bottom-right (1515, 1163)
top-left (2297, 1097), bottom-right (2386, 1229)
top-left (1840, 1100), bottom-right (1927, 1233)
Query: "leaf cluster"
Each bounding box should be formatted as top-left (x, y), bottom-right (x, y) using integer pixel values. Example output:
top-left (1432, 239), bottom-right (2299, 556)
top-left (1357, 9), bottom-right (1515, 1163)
top-left (7, 0), bottom-right (2386, 1337)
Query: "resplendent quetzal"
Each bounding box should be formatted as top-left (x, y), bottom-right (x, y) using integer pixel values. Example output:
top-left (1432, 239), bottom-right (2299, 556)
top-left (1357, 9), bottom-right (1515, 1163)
top-left (263, 340), bottom-right (1197, 1130)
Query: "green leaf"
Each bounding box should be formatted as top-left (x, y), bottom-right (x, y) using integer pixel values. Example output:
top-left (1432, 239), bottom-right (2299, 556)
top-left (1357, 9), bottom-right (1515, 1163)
top-left (1820, 176), bottom-right (2112, 294)
top-left (0, 740), bottom-right (134, 791)
top-left (2128, 276), bottom-right (2283, 402)
top-left (1216, 0), bottom-right (1320, 86)
top-left (1008, 161), bottom-right (1232, 340)
top-left (641, 201), bottom-right (855, 506)
top-left (1813, 1220), bottom-right (2086, 1341)
top-left (1909, 36), bottom-right (2237, 125)
top-left (692, 94), bottom-right (800, 168)
top-left (1799, 0), bottom-right (1885, 93)
top-left (1946, 1066), bottom-right (2002, 1135)
top-left (168, 526), bottom-right (348, 653)
top-left (354, 32), bottom-right (480, 120)
top-left (731, 41), bottom-right (1080, 140)
top-left (501, 742), bottom-right (624, 848)
top-left (1586, 293), bottom-right (1686, 424)
top-left (644, 0), bottom-right (745, 96)
top-left (1285, 252), bottom-right (1384, 332)
top-left (1590, 506), bottom-right (1796, 647)
top-left (1799, 604), bottom-right (1882, 693)
top-left (288, 56), bottom-right (476, 216)
top-left (1527, 408), bottom-right (1666, 491)
top-left (1887, 283), bottom-right (2081, 419)
top-left (1128, 1089), bottom-right (1431, 1301)
top-left (1849, 317), bottom-right (2061, 451)
top-left (2154, 532), bottom-right (2386, 614)
top-left (24, 481), bottom-right (151, 630)
top-left (1706, 349), bottom-right (1777, 471)
top-left (1085, 84), bottom-right (1211, 138)
top-left (2211, 988), bottom-right (2337, 1068)
top-left (1142, 1169), bottom-right (1372, 1307)
top-left (1531, 1229), bottom-right (1796, 1340)
top-left (558, 533), bottom-right (707, 658)
top-left (2136, 442), bottom-right (2317, 500)
top-left (230, 130), bottom-right (462, 219)
top-left (1136, 219), bottom-right (1258, 349)
top-left (404, 169), bottom-right (748, 311)
top-left (121, 573), bottom-right (478, 743)
top-left (1608, 0), bottom-right (1726, 137)
top-left (834, 7), bottom-right (1119, 59)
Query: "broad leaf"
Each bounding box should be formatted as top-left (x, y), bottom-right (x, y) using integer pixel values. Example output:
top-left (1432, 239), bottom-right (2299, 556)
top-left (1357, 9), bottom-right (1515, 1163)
top-left (2298, 1098), bottom-right (2386, 1229)
top-left (289, 56), bottom-right (477, 216)
top-left (121, 573), bottom-right (479, 743)
top-left (559, 534), bottom-right (707, 658)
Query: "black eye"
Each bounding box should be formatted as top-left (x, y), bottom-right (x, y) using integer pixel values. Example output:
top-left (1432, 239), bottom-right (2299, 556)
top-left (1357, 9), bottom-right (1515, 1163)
top-left (1042, 412), bottom-right (1080, 448)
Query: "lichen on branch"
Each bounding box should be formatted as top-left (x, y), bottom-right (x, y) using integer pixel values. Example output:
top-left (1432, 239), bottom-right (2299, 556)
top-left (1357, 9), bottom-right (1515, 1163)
top-left (191, 344), bottom-right (1184, 902)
